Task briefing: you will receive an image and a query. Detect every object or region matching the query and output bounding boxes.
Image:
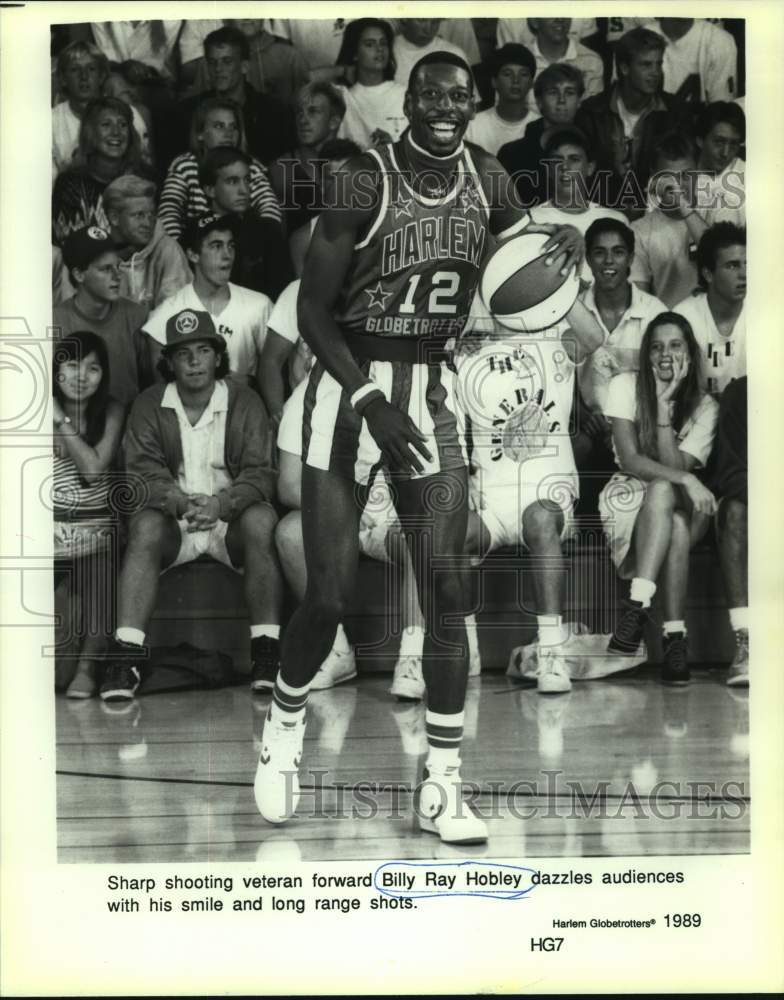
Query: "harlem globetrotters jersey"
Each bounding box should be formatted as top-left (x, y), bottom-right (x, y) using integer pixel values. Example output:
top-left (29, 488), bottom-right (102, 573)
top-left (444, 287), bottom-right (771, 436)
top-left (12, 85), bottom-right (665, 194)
top-left (334, 141), bottom-right (491, 341)
top-left (455, 302), bottom-right (578, 503)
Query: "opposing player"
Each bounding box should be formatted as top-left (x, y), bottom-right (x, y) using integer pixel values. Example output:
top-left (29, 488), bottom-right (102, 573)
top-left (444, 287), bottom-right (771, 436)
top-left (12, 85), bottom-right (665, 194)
top-left (253, 51), bottom-right (583, 844)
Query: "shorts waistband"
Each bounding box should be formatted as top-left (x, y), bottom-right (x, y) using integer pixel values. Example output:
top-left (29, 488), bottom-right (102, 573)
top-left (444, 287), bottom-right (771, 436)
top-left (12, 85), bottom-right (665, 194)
top-left (343, 331), bottom-right (452, 365)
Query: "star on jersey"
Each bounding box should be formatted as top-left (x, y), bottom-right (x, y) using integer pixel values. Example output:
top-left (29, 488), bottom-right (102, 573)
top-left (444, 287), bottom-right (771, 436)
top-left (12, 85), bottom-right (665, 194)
top-left (457, 179), bottom-right (481, 213)
top-left (365, 281), bottom-right (393, 311)
top-left (393, 196), bottom-right (414, 220)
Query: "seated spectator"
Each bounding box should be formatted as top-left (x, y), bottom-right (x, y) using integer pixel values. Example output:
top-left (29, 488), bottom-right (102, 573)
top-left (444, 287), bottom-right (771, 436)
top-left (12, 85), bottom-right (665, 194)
top-left (287, 138), bottom-right (361, 276)
top-left (158, 96), bottom-right (281, 240)
top-left (335, 19), bottom-right (407, 149)
top-left (53, 227), bottom-right (153, 408)
top-left (577, 27), bottom-right (687, 211)
top-left (199, 147), bottom-right (292, 299)
top-left (166, 25), bottom-right (294, 168)
top-left (103, 68), bottom-right (154, 169)
top-left (53, 330), bottom-right (125, 699)
top-left (497, 17), bottom-right (598, 48)
top-left (143, 214), bottom-right (273, 387)
top-left (530, 127), bottom-right (627, 278)
top-left (674, 223), bottom-right (746, 396)
top-left (52, 97), bottom-right (150, 245)
top-left (524, 18), bottom-right (603, 112)
top-left (90, 19), bottom-right (183, 82)
top-left (227, 19), bottom-right (309, 106)
top-left (176, 19), bottom-right (223, 93)
top-left (497, 63), bottom-right (584, 206)
top-left (695, 102), bottom-right (746, 226)
top-left (710, 376), bottom-right (748, 686)
top-left (269, 83), bottom-right (346, 233)
top-left (392, 19), bottom-right (471, 89)
top-left (103, 175), bottom-right (191, 307)
top-left (98, 308), bottom-right (281, 702)
top-left (600, 313), bottom-right (718, 685)
top-left (575, 217), bottom-right (667, 465)
top-left (52, 40), bottom-right (149, 178)
top-left (630, 133), bottom-right (707, 307)
top-left (653, 18), bottom-right (738, 103)
top-left (466, 44), bottom-right (539, 156)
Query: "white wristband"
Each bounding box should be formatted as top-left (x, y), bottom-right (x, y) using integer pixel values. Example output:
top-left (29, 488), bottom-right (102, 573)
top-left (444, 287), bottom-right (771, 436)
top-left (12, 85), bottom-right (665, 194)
top-left (350, 382), bottom-right (383, 411)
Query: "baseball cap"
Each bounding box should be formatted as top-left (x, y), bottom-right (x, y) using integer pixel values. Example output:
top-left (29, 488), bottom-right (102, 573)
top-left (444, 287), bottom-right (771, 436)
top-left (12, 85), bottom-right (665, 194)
top-left (62, 226), bottom-right (119, 271)
top-left (181, 212), bottom-right (241, 253)
top-left (163, 309), bottom-right (226, 352)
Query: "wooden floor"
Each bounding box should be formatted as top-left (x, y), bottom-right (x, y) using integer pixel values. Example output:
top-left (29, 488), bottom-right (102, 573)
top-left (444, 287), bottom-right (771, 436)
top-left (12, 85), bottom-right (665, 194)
top-left (57, 670), bottom-right (749, 863)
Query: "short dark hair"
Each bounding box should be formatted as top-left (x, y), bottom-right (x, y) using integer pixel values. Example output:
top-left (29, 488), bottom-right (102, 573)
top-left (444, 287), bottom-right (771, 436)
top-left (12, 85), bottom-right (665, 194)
top-left (320, 138), bottom-right (362, 162)
top-left (489, 43), bottom-right (536, 79)
top-left (199, 146), bottom-right (251, 188)
top-left (652, 131), bottom-right (696, 169)
top-left (585, 217), bottom-right (635, 254)
top-left (533, 62), bottom-right (585, 101)
top-left (615, 27), bottom-right (666, 76)
top-left (156, 343), bottom-right (230, 383)
top-left (543, 125), bottom-right (593, 161)
top-left (696, 222), bottom-right (746, 288)
top-left (52, 330), bottom-right (111, 446)
top-left (695, 100), bottom-right (746, 142)
top-left (407, 51), bottom-right (474, 96)
top-left (204, 26), bottom-right (250, 61)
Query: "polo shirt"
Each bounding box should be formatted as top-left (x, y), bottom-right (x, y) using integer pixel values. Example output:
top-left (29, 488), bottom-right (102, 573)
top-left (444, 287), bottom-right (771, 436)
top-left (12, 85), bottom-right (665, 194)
top-left (162, 379), bottom-right (232, 497)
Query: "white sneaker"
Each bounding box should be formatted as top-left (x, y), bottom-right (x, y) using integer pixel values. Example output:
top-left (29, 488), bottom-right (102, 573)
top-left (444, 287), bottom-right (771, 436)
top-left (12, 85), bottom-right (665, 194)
top-left (390, 655), bottom-right (425, 701)
top-left (253, 708), bottom-right (306, 824)
top-left (310, 645), bottom-right (357, 691)
top-left (536, 648), bottom-right (572, 694)
top-left (415, 766), bottom-right (487, 845)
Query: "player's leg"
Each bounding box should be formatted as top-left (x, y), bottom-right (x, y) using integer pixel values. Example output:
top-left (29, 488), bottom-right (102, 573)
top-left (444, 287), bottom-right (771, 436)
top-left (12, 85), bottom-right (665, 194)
top-left (100, 509), bottom-right (181, 701)
top-left (522, 500), bottom-right (571, 695)
top-left (394, 467), bottom-right (487, 844)
top-left (254, 465), bottom-right (363, 823)
top-left (609, 480), bottom-right (675, 655)
top-left (717, 498), bottom-right (749, 686)
top-left (225, 502), bottom-right (285, 692)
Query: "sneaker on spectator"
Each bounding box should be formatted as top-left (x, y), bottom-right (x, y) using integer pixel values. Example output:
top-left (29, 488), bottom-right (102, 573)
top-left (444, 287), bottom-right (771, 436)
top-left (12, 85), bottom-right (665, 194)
top-left (390, 654), bottom-right (425, 701)
top-left (99, 638), bottom-right (147, 702)
top-left (506, 643), bottom-right (539, 684)
top-left (608, 599), bottom-right (649, 655)
top-left (250, 635), bottom-right (280, 693)
top-left (310, 644), bottom-right (357, 691)
top-left (537, 647), bottom-right (572, 695)
top-left (661, 632), bottom-right (691, 686)
top-left (726, 629), bottom-right (749, 687)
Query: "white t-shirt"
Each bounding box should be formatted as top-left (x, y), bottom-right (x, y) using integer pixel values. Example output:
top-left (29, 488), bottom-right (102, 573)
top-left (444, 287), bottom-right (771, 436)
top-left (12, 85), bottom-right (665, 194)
top-left (674, 291), bottom-right (746, 396)
top-left (466, 107), bottom-right (540, 157)
top-left (648, 18), bottom-right (737, 102)
top-left (456, 305), bottom-right (577, 498)
top-left (392, 35), bottom-right (470, 88)
top-left (604, 371), bottom-right (719, 468)
top-left (144, 282), bottom-right (272, 378)
top-left (497, 18), bottom-right (597, 47)
top-left (531, 202), bottom-right (628, 283)
top-left (52, 101), bottom-right (150, 176)
top-left (266, 18), bottom-right (348, 71)
top-left (579, 284), bottom-right (668, 413)
top-left (337, 81), bottom-right (407, 150)
top-left (696, 158), bottom-right (746, 228)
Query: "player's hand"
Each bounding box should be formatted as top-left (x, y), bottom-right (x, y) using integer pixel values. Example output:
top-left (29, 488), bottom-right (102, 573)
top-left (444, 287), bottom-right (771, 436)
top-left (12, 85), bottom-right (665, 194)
top-left (681, 474), bottom-right (717, 516)
top-left (363, 397), bottom-right (433, 475)
top-left (526, 222), bottom-right (585, 276)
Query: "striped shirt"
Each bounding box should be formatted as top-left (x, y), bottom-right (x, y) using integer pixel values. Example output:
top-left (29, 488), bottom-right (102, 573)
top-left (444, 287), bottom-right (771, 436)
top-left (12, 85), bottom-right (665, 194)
top-left (158, 153), bottom-right (282, 240)
top-left (53, 452), bottom-right (113, 519)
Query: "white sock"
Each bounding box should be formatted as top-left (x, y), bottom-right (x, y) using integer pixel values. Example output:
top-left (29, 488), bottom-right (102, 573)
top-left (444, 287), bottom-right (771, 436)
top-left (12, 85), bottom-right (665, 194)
top-left (729, 607), bottom-right (748, 632)
top-left (663, 620), bottom-right (687, 636)
top-left (399, 624), bottom-right (424, 659)
top-left (425, 709), bottom-right (463, 772)
top-left (116, 627), bottom-right (145, 647)
top-left (250, 624), bottom-right (280, 640)
top-left (332, 624), bottom-right (352, 654)
top-left (630, 577), bottom-right (657, 608)
top-left (465, 614), bottom-right (479, 657)
top-left (537, 614), bottom-right (568, 649)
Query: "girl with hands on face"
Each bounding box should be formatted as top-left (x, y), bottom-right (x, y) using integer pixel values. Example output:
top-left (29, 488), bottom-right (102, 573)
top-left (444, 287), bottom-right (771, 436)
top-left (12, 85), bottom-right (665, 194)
top-left (598, 313), bottom-right (719, 685)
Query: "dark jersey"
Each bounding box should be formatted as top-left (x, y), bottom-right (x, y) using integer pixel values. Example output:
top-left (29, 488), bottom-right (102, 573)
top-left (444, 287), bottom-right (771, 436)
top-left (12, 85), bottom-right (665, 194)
top-left (334, 141), bottom-right (491, 341)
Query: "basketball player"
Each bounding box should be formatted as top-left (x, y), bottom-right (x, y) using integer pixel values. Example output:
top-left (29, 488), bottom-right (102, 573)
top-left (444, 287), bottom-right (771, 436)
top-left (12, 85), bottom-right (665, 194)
top-left (253, 51), bottom-right (584, 844)
top-left (457, 295), bottom-right (603, 695)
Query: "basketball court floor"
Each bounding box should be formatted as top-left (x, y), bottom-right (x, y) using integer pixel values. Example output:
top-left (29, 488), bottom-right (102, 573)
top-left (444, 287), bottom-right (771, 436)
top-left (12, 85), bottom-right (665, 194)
top-left (57, 668), bottom-right (749, 863)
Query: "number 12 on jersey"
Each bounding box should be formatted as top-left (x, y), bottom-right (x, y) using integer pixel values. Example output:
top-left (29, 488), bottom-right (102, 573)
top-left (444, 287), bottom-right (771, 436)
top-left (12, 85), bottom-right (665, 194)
top-left (399, 270), bottom-right (460, 315)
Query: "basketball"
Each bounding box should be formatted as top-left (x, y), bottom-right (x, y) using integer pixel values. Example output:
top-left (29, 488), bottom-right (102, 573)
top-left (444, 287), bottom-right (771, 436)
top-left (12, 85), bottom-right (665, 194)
top-left (480, 231), bottom-right (580, 332)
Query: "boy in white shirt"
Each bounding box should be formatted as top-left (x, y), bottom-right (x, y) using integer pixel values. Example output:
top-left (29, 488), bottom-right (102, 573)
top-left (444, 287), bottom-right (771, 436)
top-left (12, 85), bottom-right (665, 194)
top-left (466, 44), bottom-right (539, 156)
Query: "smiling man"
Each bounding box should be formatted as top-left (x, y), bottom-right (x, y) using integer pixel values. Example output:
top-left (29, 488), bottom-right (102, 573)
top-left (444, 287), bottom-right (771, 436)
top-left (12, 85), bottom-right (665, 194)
top-left (99, 308), bottom-right (282, 702)
top-left (142, 213), bottom-right (273, 386)
top-left (253, 51), bottom-right (584, 844)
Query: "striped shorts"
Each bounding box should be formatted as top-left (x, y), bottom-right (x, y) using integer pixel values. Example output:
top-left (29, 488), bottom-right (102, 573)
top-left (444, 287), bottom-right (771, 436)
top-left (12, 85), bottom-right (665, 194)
top-left (302, 358), bottom-right (468, 485)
